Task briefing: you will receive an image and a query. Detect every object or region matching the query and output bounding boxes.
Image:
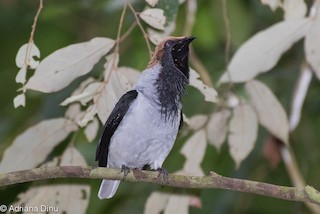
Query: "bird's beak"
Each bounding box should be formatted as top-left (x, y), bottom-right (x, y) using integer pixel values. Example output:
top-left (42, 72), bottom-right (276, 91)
top-left (175, 36), bottom-right (196, 53)
top-left (183, 36), bottom-right (196, 44)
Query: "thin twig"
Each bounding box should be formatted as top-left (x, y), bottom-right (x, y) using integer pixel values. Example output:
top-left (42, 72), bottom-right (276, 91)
top-left (222, 0), bottom-right (233, 88)
top-left (281, 145), bottom-right (320, 213)
top-left (19, 0), bottom-right (43, 93)
top-left (28, 0), bottom-right (43, 44)
top-left (115, 1), bottom-right (128, 52)
top-left (222, 0), bottom-right (230, 67)
top-left (218, 0), bottom-right (238, 109)
top-left (284, 61), bottom-right (319, 213)
top-left (0, 167), bottom-right (320, 206)
top-left (24, 0), bottom-right (43, 68)
top-left (127, 0), bottom-right (153, 58)
top-left (119, 22), bottom-right (137, 42)
top-left (183, 0), bottom-right (196, 36)
top-left (104, 1), bottom-right (127, 83)
top-left (183, 0), bottom-right (213, 87)
top-left (189, 46), bottom-right (213, 86)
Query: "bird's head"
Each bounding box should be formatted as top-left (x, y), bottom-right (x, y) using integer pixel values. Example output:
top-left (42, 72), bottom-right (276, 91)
top-left (148, 36), bottom-right (196, 79)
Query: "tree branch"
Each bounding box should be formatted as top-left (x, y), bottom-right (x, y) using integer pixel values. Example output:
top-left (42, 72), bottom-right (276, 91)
top-left (0, 166), bottom-right (319, 206)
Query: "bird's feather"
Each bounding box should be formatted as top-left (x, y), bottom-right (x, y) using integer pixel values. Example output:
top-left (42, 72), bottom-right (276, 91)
top-left (179, 111), bottom-right (184, 130)
top-left (95, 90), bottom-right (138, 167)
top-left (98, 179), bottom-right (120, 199)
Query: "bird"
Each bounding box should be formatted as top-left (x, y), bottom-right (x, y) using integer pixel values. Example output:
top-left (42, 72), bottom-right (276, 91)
top-left (95, 36), bottom-right (195, 199)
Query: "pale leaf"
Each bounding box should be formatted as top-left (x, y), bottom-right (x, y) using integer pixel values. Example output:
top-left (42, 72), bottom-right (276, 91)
top-left (41, 156), bottom-right (59, 167)
top-left (310, 1), bottom-right (320, 18)
top-left (26, 37), bottom-right (114, 93)
top-left (181, 113), bottom-right (190, 126)
top-left (81, 82), bottom-right (102, 106)
top-left (260, 0), bottom-right (281, 11)
top-left (13, 148), bottom-right (90, 214)
top-left (149, 34), bottom-right (165, 46)
top-left (69, 77), bottom-right (96, 95)
top-left (289, 64), bottom-right (312, 131)
top-left (145, 0), bottom-right (159, 7)
top-left (15, 67), bottom-right (27, 84)
top-left (64, 78), bottom-right (95, 121)
top-left (104, 53), bottom-right (119, 81)
top-left (61, 82), bottom-right (101, 106)
top-left (15, 42), bottom-right (40, 69)
top-left (179, 129), bottom-right (206, 176)
top-left (118, 66), bottom-right (141, 85)
top-left (111, 70), bottom-right (132, 95)
top-left (0, 118), bottom-right (78, 172)
top-left (13, 184), bottom-right (90, 214)
top-left (190, 69), bottom-right (218, 103)
top-left (283, 0), bottom-right (307, 20)
top-left (60, 147), bottom-right (87, 165)
top-left (61, 92), bottom-right (93, 106)
top-left (13, 93), bottom-right (26, 108)
top-left (77, 105), bottom-right (97, 127)
top-left (206, 109), bottom-right (231, 151)
top-left (139, 8), bottom-right (166, 30)
top-left (144, 192), bottom-right (170, 214)
top-left (185, 114), bottom-right (208, 130)
top-left (228, 104), bottom-right (258, 168)
top-left (305, 17), bottom-right (320, 80)
top-left (226, 93), bottom-right (240, 108)
top-left (95, 72), bottom-right (131, 123)
top-left (84, 117), bottom-right (99, 142)
top-left (65, 103), bottom-right (84, 123)
top-left (245, 80), bottom-right (289, 144)
top-left (164, 195), bottom-right (190, 214)
top-left (144, 192), bottom-right (198, 214)
top-left (219, 19), bottom-right (312, 83)
top-left (148, 22), bottom-right (176, 45)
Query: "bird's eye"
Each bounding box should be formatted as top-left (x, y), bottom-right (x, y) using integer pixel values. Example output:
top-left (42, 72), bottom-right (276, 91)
top-left (165, 40), bottom-right (174, 47)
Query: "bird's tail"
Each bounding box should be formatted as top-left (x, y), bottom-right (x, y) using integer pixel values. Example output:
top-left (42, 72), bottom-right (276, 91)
top-left (98, 179), bottom-right (120, 199)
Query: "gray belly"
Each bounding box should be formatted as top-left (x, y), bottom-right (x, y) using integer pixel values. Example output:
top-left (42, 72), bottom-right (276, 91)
top-left (107, 93), bottom-right (180, 170)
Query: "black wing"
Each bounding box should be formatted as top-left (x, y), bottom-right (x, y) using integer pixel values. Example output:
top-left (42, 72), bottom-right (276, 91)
top-left (179, 110), bottom-right (184, 130)
top-left (95, 90), bottom-right (138, 167)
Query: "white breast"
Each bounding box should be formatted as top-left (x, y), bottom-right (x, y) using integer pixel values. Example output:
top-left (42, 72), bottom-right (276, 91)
top-left (107, 92), bottom-right (180, 170)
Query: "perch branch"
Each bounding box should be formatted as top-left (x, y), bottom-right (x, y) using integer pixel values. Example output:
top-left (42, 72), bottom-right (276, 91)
top-left (0, 167), bottom-right (320, 206)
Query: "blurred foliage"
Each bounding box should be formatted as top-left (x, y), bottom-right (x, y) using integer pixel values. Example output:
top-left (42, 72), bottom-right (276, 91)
top-left (0, 0), bottom-right (319, 213)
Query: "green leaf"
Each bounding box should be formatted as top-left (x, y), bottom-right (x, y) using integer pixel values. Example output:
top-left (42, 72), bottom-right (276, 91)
top-left (157, 0), bottom-right (179, 22)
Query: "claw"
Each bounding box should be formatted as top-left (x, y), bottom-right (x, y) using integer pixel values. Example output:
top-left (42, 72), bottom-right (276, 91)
top-left (120, 165), bottom-right (131, 181)
top-left (157, 167), bottom-right (169, 184)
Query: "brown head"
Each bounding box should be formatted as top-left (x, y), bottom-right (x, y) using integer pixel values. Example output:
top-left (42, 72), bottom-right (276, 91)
top-left (148, 36), bottom-right (195, 79)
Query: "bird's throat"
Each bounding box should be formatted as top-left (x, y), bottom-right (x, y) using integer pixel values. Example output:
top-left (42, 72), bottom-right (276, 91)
top-left (155, 64), bottom-right (188, 120)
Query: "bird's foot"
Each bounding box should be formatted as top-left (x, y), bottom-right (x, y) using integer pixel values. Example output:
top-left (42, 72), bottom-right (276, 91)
top-left (120, 165), bottom-right (131, 181)
top-left (156, 167), bottom-right (169, 184)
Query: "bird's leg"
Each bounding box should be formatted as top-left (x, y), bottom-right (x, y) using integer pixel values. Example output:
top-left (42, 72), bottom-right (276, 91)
top-left (156, 167), bottom-right (169, 184)
top-left (142, 164), bottom-right (151, 170)
top-left (120, 165), bottom-right (131, 181)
